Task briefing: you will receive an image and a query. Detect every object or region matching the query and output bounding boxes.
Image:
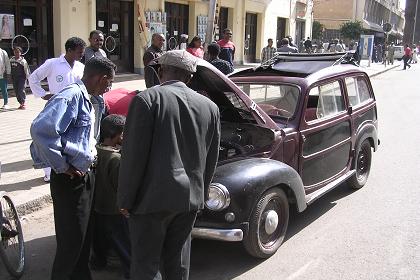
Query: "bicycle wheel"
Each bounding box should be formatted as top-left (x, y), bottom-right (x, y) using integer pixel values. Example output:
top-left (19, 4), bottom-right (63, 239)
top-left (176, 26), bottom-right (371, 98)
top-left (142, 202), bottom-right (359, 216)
top-left (0, 195), bottom-right (25, 278)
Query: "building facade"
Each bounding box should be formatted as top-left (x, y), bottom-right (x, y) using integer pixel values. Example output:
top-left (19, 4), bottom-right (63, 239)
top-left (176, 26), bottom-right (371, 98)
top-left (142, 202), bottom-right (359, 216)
top-left (403, 0), bottom-right (420, 44)
top-left (0, 0), bottom-right (312, 74)
top-left (313, 0), bottom-right (404, 43)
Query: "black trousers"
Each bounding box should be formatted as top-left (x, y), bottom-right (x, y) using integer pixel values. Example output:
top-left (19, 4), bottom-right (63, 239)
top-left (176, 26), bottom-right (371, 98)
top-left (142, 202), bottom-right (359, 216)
top-left (12, 77), bottom-right (26, 105)
top-left (92, 212), bottom-right (131, 274)
top-left (50, 170), bottom-right (95, 280)
top-left (128, 211), bottom-right (197, 280)
top-left (403, 55), bottom-right (411, 70)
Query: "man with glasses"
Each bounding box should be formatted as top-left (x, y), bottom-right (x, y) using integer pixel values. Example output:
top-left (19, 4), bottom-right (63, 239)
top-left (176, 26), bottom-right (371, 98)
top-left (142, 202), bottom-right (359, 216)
top-left (82, 30), bottom-right (108, 141)
top-left (217, 28), bottom-right (236, 67)
top-left (82, 30), bottom-right (107, 63)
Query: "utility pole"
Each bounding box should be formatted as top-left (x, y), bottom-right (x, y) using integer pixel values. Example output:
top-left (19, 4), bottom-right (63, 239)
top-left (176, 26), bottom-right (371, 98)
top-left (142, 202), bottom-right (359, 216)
top-left (413, 0), bottom-right (419, 44)
top-left (206, 0), bottom-right (217, 45)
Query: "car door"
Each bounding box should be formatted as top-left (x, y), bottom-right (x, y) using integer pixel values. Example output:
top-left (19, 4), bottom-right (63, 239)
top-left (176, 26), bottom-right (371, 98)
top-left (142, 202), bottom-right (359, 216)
top-left (299, 79), bottom-right (352, 190)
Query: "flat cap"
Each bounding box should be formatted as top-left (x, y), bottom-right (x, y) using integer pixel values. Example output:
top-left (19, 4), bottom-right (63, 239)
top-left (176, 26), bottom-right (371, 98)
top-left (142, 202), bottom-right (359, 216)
top-left (158, 50), bottom-right (198, 73)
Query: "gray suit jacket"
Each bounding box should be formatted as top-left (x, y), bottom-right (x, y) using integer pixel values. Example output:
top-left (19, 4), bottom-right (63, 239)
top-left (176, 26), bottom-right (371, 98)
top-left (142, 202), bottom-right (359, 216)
top-left (117, 81), bottom-right (220, 214)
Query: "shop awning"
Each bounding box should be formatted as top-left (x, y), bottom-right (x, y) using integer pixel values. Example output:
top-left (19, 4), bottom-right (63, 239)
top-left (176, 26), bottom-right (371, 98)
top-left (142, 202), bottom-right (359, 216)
top-left (363, 19), bottom-right (384, 33)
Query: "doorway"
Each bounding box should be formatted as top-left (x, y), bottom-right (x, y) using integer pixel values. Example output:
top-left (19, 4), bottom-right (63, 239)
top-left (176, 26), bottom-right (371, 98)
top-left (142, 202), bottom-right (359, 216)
top-left (164, 2), bottom-right (189, 51)
top-left (0, 0), bottom-right (53, 70)
top-left (96, 0), bottom-right (134, 73)
top-left (244, 13), bottom-right (257, 63)
top-left (296, 20), bottom-right (306, 48)
top-left (276, 17), bottom-right (287, 48)
top-left (218, 7), bottom-right (228, 41)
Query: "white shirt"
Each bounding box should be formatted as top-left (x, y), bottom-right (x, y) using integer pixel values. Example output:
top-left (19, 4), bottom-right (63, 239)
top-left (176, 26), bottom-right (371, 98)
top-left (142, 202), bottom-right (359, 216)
top-left (29, 54), bottom-right (84, 98)
top-left (0, 48), bottom-right (11, 78)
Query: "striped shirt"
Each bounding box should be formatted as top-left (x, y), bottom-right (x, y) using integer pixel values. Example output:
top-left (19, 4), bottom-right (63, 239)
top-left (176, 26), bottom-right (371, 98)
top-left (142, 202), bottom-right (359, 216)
top-left (261, 46), bottom-right (277, 63)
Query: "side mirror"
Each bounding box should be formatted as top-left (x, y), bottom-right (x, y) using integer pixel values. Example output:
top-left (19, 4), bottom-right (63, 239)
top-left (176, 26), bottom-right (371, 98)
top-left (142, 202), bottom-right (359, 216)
top-left (348, 106), bottom-right (353, 114)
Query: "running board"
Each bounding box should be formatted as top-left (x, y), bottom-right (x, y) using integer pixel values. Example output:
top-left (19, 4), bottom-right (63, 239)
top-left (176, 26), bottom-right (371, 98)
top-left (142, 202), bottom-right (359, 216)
top-left (305, 170), bottom-right (356, 205)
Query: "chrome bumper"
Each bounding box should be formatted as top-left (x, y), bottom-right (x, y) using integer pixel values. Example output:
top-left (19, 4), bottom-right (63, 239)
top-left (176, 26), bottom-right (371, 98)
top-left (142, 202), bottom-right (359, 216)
top-left (192, 227), bottom-right (243, 242)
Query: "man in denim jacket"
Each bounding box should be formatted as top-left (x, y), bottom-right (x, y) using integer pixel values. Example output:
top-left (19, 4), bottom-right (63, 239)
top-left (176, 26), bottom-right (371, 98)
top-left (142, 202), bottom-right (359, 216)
top-left (30, 57), bottom-right (116, 280)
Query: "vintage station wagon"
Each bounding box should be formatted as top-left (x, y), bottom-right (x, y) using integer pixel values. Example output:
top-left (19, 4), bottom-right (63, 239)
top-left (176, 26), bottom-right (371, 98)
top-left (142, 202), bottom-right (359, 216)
top-left (154, 53), bottom-right (379, 258)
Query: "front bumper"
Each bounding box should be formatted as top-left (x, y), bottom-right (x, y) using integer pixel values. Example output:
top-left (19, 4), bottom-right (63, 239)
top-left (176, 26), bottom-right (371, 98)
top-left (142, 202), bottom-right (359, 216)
top-left (192, 227), bottom-right (243, 242)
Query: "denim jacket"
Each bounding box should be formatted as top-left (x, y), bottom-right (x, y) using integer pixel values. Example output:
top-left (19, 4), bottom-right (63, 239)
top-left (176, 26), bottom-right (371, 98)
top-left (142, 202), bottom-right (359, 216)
top-left (30, 81), bottom-right (95, 173)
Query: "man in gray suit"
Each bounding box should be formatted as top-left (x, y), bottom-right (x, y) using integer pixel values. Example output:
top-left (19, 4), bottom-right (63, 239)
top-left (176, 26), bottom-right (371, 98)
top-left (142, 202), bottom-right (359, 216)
top-left (118, 50), bottom-right (220, 280)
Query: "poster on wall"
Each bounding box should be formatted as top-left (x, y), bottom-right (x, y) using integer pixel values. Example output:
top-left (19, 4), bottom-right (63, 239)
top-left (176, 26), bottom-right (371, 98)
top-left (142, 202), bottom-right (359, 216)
top-left (0, 14), bottom-right (15, 40)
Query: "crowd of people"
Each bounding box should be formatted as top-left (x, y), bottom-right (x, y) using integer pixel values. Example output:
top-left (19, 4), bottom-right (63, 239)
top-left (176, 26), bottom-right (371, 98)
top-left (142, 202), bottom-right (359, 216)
top-left (2, 29), bottom-right (223, 280)
top-left (143, 28), bottom-right (236, 87)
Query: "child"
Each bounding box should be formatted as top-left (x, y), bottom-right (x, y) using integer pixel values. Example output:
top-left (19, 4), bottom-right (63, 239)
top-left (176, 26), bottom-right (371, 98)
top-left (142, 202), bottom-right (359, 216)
top-left (92, 114), bottom-right (130, 278)
top-left (10, 46), bottom-right (30, 109)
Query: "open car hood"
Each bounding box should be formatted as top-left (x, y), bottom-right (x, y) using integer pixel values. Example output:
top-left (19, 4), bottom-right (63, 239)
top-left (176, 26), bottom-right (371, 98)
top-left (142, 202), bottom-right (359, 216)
top-left (149, 59), bottom-right (279, 130)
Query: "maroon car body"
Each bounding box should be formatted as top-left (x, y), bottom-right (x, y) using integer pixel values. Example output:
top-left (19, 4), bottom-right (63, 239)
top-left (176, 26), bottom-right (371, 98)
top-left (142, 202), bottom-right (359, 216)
top-left (154, 53), bottom-right (379, 258)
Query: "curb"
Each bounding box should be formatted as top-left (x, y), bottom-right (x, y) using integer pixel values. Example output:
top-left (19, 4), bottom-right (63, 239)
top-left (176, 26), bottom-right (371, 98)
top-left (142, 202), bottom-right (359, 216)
top-left (14, 64), bottom-right (399, 216)
top-left (368, 64), bottom-right (399, 77)
top-left (16, 194), bottom-right (52, 217)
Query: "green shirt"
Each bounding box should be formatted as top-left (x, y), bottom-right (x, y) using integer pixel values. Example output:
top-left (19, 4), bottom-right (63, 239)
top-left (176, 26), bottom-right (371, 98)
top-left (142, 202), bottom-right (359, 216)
top-left (94, 145), bottom-right (121, 215)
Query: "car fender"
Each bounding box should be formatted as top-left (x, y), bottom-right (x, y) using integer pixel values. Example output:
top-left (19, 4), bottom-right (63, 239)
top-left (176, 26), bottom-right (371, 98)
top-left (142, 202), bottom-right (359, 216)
top-left (355, 122), bottom-right (378, 151)
top-left (213, 158), bottom-right (307, 217)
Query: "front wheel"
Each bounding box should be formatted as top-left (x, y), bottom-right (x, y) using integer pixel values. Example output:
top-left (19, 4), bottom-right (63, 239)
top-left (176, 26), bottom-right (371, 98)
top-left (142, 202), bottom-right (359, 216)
top-left (348, 140), bottom-right (372, 189)
top-left (0, 195), bottom-right (25, 278)
top-left (243, 188), bottom-right (289, 258)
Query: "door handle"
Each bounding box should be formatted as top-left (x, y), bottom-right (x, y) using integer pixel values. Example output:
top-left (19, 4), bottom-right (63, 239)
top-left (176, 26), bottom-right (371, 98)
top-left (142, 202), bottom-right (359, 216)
top-left (301, 135), bottom-right (306, 142)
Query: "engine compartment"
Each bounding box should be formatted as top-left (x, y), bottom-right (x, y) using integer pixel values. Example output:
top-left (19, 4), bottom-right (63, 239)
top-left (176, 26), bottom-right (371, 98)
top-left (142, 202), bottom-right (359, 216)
top-left (219, 122), bottom-right (275, 161)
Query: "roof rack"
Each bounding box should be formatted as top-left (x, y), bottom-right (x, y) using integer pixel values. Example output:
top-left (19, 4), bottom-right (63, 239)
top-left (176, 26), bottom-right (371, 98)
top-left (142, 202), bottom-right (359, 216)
top-left (230, 51), bottom-right (359, 78)
top-left (261, 51), bottom-right (359, 68)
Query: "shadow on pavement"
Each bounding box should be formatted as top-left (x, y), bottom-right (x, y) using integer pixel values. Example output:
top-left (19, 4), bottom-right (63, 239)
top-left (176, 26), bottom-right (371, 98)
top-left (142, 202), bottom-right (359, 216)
top-left (0, 236), bottom-right (54, 280)
top-left (11, 184), bottom-right (357, 280)
top-left (188, 183), bottom-right (357, 280)
top-left (285, 182), bottom-right (355, 241)
top-left (1, 177), bottom-right (47, 192)
top-left (1, 159), bottom-right (34, 173)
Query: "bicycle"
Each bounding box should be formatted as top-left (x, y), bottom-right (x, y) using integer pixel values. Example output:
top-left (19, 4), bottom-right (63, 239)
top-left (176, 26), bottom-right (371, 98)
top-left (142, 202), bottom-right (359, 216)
top-left (0, 191), bottom-right (25, 278)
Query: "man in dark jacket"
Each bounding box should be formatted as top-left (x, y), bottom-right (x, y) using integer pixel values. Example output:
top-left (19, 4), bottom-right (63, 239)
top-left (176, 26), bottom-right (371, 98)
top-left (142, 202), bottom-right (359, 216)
top-left (143, 33), bottom-right (165, 88)
top-left (118, 50), bottom-right (220, 280)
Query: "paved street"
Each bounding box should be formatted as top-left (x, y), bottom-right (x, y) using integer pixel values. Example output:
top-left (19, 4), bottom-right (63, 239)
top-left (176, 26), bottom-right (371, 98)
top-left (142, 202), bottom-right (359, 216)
top-left (2, 62), bottom-right (420, 279)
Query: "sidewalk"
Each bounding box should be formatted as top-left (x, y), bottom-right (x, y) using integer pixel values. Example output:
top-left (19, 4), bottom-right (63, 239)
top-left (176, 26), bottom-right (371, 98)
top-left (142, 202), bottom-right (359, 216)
top-left (0, 61), bottom-right (401, 215)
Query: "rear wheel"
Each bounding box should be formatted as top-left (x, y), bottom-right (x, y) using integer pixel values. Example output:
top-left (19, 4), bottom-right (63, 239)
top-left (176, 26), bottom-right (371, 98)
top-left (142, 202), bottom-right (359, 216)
top-left (0, 195), bottom-right (25, 278)
top-left (349, 140), bottom-right (372, 189)
top-left (243, 188), bottom-right (289, 258)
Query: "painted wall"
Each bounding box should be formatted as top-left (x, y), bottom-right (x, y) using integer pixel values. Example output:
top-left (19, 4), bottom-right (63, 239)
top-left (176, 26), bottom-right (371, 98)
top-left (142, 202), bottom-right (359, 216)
top-left (53, 0), bottom-right (96, 55)
top-left (313, 0), bottom-right (355, 29)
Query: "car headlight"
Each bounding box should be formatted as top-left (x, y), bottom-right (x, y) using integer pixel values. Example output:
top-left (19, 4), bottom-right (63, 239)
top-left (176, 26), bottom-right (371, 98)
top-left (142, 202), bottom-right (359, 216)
top-left (205, 183), bottom-right (231, 211)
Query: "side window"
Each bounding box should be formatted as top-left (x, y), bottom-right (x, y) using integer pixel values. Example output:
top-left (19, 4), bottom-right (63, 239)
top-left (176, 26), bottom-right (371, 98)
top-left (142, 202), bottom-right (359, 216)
top-left (306, 81), bottom-right (345, 122)
top-left (345, 77), bottom-right (372, 107)
top-left (238, 84), bottom-right (300, 118)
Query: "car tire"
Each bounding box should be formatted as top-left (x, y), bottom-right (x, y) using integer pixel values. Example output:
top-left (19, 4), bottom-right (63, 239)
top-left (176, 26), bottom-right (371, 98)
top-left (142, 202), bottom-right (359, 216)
top-left (243, 188), bottom-right (289, 258)
top-left (349, 140), bottom-right (372, 189)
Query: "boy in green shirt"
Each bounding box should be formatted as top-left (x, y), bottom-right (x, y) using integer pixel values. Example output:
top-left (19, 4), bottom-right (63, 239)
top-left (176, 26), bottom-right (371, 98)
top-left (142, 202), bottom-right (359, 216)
top-left (92, 114), bottom-right (130, 278)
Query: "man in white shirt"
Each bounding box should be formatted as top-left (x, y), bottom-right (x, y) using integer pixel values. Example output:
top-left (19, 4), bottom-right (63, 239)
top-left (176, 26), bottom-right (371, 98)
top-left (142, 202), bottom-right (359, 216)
top-left (29, 37), bottom-right (86, 100)
top-left (29, 37), bottom-right (86, 182)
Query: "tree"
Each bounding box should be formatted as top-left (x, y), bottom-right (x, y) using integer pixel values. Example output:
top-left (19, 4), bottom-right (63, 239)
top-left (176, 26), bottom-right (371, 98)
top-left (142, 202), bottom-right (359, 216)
top-left (340, 21), bottom-right (365, 40)
top-left (312, 21), bottom-right (324, 40)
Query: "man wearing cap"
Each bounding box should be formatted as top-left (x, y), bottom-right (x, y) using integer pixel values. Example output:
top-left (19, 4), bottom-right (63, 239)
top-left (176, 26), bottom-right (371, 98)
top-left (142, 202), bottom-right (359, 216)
top-left (118, 50), bottom-right (220, 279)
top-left (217, 28), bottom-right (236, 66)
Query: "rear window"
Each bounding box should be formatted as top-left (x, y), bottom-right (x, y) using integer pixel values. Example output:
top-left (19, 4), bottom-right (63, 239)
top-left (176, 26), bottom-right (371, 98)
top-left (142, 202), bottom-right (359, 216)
top-left (345, 76), bottom-right (371, 107)
top-left (237, 84), bottom-right (300, 118)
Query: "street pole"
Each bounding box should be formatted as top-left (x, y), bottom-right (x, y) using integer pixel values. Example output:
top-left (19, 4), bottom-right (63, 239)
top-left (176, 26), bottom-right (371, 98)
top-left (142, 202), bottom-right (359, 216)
top-left (413, 0), bottom-right (419, 44)
top-left (206, 0), bottom-right (217, 45)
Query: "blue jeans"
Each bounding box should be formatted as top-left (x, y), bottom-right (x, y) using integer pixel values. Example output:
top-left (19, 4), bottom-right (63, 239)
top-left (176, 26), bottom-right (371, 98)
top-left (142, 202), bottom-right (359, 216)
top-left (0, 78), bottom-right (8, 105)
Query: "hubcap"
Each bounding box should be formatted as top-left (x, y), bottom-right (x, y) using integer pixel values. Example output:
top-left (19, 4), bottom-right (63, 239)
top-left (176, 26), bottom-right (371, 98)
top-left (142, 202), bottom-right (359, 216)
top-left (263, 210), bottom-right (279, 235)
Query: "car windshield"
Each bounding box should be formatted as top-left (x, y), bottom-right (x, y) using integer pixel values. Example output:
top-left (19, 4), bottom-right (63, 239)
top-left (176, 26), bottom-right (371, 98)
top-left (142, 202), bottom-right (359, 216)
top-left (236, 83), bottom-right (300, 119)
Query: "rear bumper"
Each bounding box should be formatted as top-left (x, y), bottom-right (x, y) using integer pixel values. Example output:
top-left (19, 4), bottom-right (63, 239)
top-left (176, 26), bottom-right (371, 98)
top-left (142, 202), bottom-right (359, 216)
top-left (192, 227), bottom-right (243, 242)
